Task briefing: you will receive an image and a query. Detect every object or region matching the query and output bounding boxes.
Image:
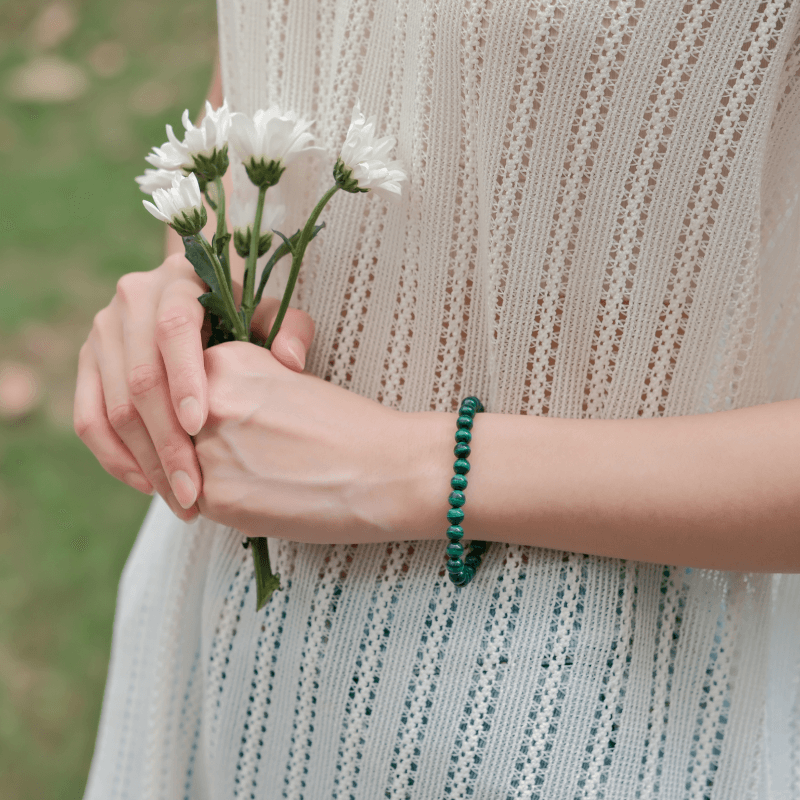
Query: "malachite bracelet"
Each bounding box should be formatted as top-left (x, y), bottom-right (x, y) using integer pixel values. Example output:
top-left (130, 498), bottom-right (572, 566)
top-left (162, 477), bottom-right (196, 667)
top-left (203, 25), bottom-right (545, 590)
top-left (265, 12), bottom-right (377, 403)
top-left (445, 396), bottom-right (489, 587)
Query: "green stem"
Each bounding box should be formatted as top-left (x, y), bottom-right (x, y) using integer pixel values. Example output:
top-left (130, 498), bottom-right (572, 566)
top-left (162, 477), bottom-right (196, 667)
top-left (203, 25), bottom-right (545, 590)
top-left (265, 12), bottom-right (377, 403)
top-left (198, 234), bottom-right (247, 341)
top-left (213, 176), bottom-right (231, 287)
top-left (264, 185), bottom-right (339, 350)
top-left (241, 184), bottom-right (267, 330)
top-left (249, 537), bottom-right (281, 611)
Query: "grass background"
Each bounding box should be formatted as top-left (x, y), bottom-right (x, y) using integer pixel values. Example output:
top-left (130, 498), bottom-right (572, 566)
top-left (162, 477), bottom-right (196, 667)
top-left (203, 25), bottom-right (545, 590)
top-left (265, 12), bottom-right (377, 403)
top-left (0, 1), bottom-right (218, 796)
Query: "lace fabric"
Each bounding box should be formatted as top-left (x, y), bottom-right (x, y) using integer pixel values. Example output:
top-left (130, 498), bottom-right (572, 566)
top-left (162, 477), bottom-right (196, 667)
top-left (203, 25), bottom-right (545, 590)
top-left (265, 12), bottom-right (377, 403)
top-left (84, 2), bottom-right (800, 798)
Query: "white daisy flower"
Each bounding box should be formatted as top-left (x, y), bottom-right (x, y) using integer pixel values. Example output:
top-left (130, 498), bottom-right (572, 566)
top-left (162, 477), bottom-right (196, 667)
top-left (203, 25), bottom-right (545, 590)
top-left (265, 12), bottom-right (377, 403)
top-left (334, 101), bottom-right (407, 200)
top-left (181, 100), bottom-right (231, 160)
top-left (144, 101), bottom-right (231, 179)
top-left (144, 122), bottom-right (194, 171)
top-left (135, 167), bottom-right (178, 195)
top-left (142, 172), bottom-right (207, 237)
top-left (228, 106), bottom-right (317, 188)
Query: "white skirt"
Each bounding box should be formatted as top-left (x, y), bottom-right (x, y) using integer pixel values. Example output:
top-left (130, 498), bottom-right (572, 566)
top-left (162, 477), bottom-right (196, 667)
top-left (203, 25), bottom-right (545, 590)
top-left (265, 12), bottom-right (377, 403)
top-left (84, 494), bottom-right (800, 799)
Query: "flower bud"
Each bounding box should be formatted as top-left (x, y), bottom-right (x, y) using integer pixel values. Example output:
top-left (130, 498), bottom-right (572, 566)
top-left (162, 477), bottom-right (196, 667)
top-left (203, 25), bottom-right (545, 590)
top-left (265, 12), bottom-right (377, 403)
top-left (143, 172), bottom-right (207, 236)
top-left (233, 228), bottom-right (273, 259)
top-left (191, 146), bottom-right (230, 182)
top-left (333, 158), bottom-right (368, 194)
top-left (243, 157), bottom-right (286, 190)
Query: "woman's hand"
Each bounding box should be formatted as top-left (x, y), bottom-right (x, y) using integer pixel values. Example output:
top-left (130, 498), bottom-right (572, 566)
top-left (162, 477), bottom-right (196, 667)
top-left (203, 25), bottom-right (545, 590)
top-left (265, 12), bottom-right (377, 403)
top-left (73, 252), bottom-right (316, 522)
top-left (194, 341), bottom-right (447, 543)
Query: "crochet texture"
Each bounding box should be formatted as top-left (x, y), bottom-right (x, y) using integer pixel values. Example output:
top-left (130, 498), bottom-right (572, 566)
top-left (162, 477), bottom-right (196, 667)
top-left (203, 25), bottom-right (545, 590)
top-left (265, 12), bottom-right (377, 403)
top-left (85, 1), bottom-right (800, 798)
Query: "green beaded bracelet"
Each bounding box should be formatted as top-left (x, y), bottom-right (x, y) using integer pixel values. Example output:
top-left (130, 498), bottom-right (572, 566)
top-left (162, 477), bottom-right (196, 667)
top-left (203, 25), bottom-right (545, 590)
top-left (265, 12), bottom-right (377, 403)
top-left (445, 396), bottom-right (489, 587)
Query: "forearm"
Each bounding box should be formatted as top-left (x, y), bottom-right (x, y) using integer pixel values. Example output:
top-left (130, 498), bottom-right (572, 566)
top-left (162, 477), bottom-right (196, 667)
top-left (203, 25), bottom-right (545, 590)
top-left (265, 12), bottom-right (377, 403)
top-left (411, 400), bottom-right (800, 573)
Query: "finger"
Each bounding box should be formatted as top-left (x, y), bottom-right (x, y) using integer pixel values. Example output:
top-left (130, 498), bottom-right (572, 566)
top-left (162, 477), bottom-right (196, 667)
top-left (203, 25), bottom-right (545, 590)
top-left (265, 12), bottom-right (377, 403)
top-left (201, 313), bottom-right (212, 348)
top-left (251, 299), bottom-right (315, 372)
top-left (74, 343), bottom-right (155, 495)
top-left (120, 296), bottom-right (204, 513)
top-left (155, 279), bottom-right (208, 436)
top-left (94, 303), bottom-right (197, 520)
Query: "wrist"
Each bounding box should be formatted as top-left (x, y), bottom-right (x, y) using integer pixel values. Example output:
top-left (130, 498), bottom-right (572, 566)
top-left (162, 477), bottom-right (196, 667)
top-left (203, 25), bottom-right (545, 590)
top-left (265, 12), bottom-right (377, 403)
top-left (386, 410), bottom-right (457, 541)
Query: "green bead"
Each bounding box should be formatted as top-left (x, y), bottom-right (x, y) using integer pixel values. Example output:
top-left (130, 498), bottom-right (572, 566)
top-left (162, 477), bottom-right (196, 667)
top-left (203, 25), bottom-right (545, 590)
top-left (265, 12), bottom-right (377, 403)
top-left (459, 404), bottom-right (475, 417)
top-left (455, 429), bottom-right (472, 444)
top-left (448, 490), bottom-right (466, 507)
top-left (453, 458), bottom-right (471, 474)
top-left (447, 507), bottom-right (465, 524)
top-left (446, 525), bottom-right (464, 539)
top-left (454, 442), bottom-right (471, 458)
top-left (446, 542), bottom-right (464, 558)
top-left (470, 540), bottom-right (489, 555)
top-left (450, 475), bottom-right (468, 491)
top-left (461, 397), bottom-right (478, 410)
top-left (457, 415), bottom-right (473, 430)
top-left (453, 565), bottom-right (475, 586)
top-left (464, 396), bottom-right (484, 412)
top-left (465, 553), bottom-right (482, 569)
top-left (446, 557), bottom-right (464, 573)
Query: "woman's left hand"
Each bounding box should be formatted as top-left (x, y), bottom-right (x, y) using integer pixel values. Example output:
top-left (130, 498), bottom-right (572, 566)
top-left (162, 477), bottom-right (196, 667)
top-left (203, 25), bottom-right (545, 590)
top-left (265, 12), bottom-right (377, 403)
top-left (194, 341), bottom-right (446, 543)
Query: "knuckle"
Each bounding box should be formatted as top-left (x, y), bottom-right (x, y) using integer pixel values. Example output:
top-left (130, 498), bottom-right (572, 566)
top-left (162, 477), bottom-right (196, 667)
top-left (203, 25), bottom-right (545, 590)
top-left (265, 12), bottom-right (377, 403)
top-left (203, 341), bottom-right (226, 371)
top-left (91, 307), bottom-right (109, 335)
top-left (162, 252), bottom-right (191, 274)
top-left (115, 272), bottom-right (134, 298)
top-left (107, 401), bottom-right (139, 430)
top-left (205, 385), bottom-right (223, 418)
top-left (156, 439), bottom-right (184, 472)
top-left (155, 311), bottom-right (195, 341)
top-left (115, 271), bottom-right (146, 303)
top-left (73, 412), bottom-right (93, 439)
top-left (127, 363), bottom-right (162, 398)
top-left (147, 464), bottom-right (169, 492)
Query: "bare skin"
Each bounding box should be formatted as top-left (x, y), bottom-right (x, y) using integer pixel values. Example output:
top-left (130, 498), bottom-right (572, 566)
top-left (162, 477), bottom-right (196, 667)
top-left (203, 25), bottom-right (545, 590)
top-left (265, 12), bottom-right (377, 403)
top-left (193, 336), bottom-right (800, 573)
top-left (73, 61), bottom-right (315, 523)
top-left (77, 60), bottom-right (800, 574)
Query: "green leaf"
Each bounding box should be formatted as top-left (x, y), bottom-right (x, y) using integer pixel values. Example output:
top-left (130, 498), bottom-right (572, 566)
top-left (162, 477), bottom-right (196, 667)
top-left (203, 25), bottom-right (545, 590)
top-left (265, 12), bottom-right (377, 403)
top-left (206, 315), bottom-right (234, 348)
top-left (271, 228), bottom-right (295, 254)
top-left (183, 235), bottom-right (220, 294)
top-left (197, 292), bottom-right (233, 332)
top-left (308, 222), bottom-right (326, 243)
top-left (249, 537), bottom-right (281, 611)
top-left (212, 232), bottom-right (231, 258)
top-left (254, 223), bottom-right (325, 307)
top-left (203, 188), bottom-right (218, 212)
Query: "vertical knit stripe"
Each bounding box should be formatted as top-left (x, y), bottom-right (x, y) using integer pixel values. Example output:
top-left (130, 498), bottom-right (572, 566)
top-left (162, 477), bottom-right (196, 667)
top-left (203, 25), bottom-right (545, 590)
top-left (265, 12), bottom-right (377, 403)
top-left (84, 2), bottom-right (800, 798)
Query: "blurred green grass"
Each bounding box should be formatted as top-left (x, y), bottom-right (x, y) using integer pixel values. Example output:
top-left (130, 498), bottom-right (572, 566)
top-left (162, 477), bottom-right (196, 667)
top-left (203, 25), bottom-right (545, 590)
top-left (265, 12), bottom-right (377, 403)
top-left (0, 1), bottom-right (217, 797)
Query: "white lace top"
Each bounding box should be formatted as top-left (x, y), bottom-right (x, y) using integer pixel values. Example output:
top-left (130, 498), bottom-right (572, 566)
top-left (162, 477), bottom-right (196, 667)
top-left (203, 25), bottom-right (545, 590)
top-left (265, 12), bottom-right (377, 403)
top-left (85, 2), bottom-right (800, 798)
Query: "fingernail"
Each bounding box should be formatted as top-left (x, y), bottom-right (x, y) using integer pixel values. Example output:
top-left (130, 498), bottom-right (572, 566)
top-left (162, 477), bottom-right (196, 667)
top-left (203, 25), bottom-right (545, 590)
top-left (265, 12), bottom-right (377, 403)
top-left (286, 336), bottom-right (305, 371)
top-left (179, 396), bottom-right (203, 435)
top-left (169, 470), bottom-right (197, 509)
top-left (125, 471), bottom-right (154, 495)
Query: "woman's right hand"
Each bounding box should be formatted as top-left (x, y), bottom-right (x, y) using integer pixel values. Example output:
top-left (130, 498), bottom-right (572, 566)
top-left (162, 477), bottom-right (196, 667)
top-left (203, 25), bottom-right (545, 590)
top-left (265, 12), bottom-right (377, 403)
top-left (73, 252), bottom-right (316, 522)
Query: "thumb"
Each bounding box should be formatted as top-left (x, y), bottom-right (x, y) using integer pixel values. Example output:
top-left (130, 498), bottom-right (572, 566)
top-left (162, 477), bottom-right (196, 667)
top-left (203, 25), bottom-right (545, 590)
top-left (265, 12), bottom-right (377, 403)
top-left (252, 299), bottom-right (316, 372)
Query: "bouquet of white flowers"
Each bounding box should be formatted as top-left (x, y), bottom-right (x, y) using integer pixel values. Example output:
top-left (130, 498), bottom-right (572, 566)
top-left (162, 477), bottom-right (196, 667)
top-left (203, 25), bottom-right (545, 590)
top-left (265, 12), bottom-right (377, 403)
top-left (137, 99), bottom-right (406, 610)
